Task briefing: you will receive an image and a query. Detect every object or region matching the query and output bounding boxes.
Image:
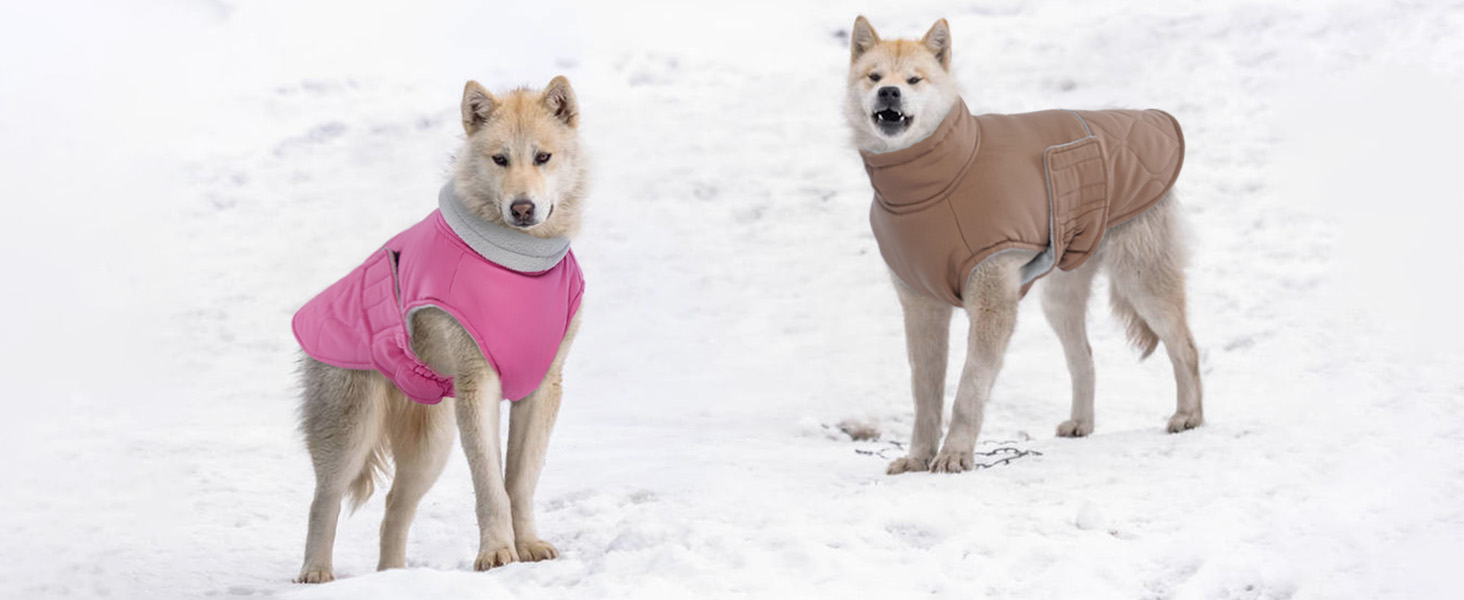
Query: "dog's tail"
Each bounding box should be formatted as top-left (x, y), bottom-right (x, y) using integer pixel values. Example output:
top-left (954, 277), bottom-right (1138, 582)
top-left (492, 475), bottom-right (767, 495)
top-left (1110, 288), bottom-right (1159, 359)
top-left (345, 440), bottom-right (390, 513)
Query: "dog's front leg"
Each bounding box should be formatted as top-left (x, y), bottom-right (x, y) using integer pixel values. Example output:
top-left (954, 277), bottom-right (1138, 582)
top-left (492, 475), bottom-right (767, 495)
top-left (454, 367), bottom-right (517, 569)
top-left (505, 313), bottom-right (579, 561)
top-left (889, 275), bottom-right (952, 474)
top-left (933, 264), bottom-right (1020, 473)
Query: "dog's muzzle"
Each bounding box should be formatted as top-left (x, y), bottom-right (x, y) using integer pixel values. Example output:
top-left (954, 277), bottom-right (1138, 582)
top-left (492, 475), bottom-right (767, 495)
top-left (872, 87), bottom-right (911, 135)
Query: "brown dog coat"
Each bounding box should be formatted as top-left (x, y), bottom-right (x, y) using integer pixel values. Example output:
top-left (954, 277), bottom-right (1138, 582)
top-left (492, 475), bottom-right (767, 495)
top-left (863, 98), bottom-right (1184, 305)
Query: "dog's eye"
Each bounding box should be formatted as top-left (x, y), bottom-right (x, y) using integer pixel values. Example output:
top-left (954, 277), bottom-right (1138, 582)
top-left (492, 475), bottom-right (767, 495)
top-left (868, 72), bottom-right (882, 82)
top-left (534, 152), bottom-right (552, 166)
top-left (907, 76), bottom-right (923, 85)
top-left (491, 154), bottom-right (509, 167)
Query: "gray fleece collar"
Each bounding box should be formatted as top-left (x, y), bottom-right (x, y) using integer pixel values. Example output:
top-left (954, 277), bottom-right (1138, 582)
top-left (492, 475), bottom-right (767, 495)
top-left (438, 182), bottom-right (571, 273)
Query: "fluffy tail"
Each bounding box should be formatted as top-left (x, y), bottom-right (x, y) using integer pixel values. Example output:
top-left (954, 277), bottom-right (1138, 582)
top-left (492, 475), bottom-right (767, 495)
top-left (345, 440), bottom-right (391, 513)
top-left (1110, 288), bottom-right (1159, 359)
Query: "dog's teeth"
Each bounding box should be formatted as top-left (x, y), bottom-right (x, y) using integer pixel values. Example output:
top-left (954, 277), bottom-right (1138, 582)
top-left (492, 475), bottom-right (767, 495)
top-left (874, 110), bottom-right (908, 125)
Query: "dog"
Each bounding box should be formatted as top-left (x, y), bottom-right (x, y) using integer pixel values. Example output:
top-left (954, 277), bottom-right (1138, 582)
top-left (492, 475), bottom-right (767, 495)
top-left (844, 16), bottom-right (1204, 475)
top-left (292, 76), bottom-right (587, 582)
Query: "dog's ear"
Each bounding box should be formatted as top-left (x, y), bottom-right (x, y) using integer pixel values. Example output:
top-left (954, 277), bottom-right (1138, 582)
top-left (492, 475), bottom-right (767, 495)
top-left (851, 16), bottom-right (880, 62)
top-left (922, 18), bottom-right (951, 70)
top-left (462, 81), bottom-right (497, 135)
top-left (542, 76), bottom-right (579, 128)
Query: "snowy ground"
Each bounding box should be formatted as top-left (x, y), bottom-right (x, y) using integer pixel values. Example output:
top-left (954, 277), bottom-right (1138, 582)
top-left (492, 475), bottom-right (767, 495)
top-left (2, 0), bottom-right (1462, 598)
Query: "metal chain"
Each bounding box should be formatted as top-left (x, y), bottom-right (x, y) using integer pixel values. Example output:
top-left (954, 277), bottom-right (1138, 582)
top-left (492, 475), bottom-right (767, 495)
top-left (855, 440), bottom-right (1042, 470)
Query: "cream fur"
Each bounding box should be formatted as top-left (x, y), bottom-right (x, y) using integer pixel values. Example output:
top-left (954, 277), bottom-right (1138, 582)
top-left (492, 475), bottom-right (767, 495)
top-left (454, 77), bottom-right (587, 239)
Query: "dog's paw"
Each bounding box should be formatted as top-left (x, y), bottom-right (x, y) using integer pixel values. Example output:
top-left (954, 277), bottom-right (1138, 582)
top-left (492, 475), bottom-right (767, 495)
top-left (1167, 411), bottom-right (1203, 433)
top-left (1056, 419), bottom-right (1093, 438)
top-left (930, 449), bottom-right (973, 473)
top-left (473, 546), bottom-right (519, 571)
top-left (515, 538), bottom-right (559, 562)
top-left (294, 567), bottom-right (334, 584)
top-left (886, 455), bottom-right (931, 475)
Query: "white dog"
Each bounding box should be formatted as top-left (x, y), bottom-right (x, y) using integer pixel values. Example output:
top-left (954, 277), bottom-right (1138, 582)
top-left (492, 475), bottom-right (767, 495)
top-left (293, 77), bottom-right (588, 581)
top-left (845, 17), bottom-right (1204, 474)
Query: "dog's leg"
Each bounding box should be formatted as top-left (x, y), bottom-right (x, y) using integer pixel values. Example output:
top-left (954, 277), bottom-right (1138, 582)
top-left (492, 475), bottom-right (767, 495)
top-left (504, 387), bottom-right (562, 562)
top-left (376, 392), bottom-right (455, 571)
top-left (1155, 311), bottom-right (1203, 433)
top-left (1104, 193), bottom-right (1204, 432)
top-left (888, 273), bottom-right (952, 474)
top-left (297, 360), bottom-right (388, 583)
top-left (933, 255), bottom-right (1023, 473)
top-left (1110, 269), bottom-right (1203, 432)
top-left (1041, 260), bottom-right (1100, 437)
top-left (505, 314), bottom-right (580, 561)
top-left (454, 364), bottom-right (518, 570)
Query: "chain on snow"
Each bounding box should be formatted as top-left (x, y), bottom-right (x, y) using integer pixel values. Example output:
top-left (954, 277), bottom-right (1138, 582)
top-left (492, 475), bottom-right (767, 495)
top-left (855, 440), bottom-right (1042, 470)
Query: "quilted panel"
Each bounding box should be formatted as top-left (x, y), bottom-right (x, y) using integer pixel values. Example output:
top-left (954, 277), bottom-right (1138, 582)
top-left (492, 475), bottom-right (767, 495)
top-left (1076, 109), bottom-right (1184, 226)
top-left (292, 248), bottom-right (398, 370)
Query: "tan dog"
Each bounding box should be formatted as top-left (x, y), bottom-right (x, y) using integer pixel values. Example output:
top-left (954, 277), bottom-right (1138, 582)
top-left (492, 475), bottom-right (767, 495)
top-left (845, 17), bottom-right (1203, 474)
top-left (295, 77), bottom-right (587, 582)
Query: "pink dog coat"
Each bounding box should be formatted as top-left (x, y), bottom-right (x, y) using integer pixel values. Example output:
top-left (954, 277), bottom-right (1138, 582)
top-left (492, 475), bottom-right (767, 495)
top-left (293, 184), bottom-right (584, 403)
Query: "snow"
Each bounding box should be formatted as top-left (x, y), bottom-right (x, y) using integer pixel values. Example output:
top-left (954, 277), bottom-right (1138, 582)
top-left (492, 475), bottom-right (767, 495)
top-left (2, 0), bottom-right (1462, 598)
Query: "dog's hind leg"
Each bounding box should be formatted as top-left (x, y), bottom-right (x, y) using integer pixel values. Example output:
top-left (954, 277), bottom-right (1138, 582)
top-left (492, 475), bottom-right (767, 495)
top-left (888, 273), bottom-right (953, 475)
top-left (1103, 193), bottom-right (1204, 432)
top-left (1041, 258), bottom-right (1101, 437)
top-left (376, 392), bottom-right (454, 571)
top-left (506, 313), bottom-right (579, 561)
top-left (296, 358), bottom-right (389, 583)
top-left (934, 253), bottom-right (1025, 473)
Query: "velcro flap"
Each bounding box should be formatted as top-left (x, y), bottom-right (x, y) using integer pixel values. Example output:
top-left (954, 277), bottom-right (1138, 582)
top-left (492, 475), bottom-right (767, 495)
top-left (360, 249), bottom-right (450, 404)
top-left (1043, 137), bottom-right (1110, 271)
top-left (358, 249), bottom-right (401, 333)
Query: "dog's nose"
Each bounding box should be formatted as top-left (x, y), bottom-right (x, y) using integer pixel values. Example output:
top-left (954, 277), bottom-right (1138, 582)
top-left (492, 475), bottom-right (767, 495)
top-left (511, 199), bottom-right (536, 221)
top-left (877, 86), bottom-right (901, 101)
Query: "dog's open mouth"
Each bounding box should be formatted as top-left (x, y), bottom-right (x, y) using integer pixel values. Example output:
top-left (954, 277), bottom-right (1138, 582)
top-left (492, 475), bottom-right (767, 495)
top-left (872, 109), bottom-right (911, 134)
